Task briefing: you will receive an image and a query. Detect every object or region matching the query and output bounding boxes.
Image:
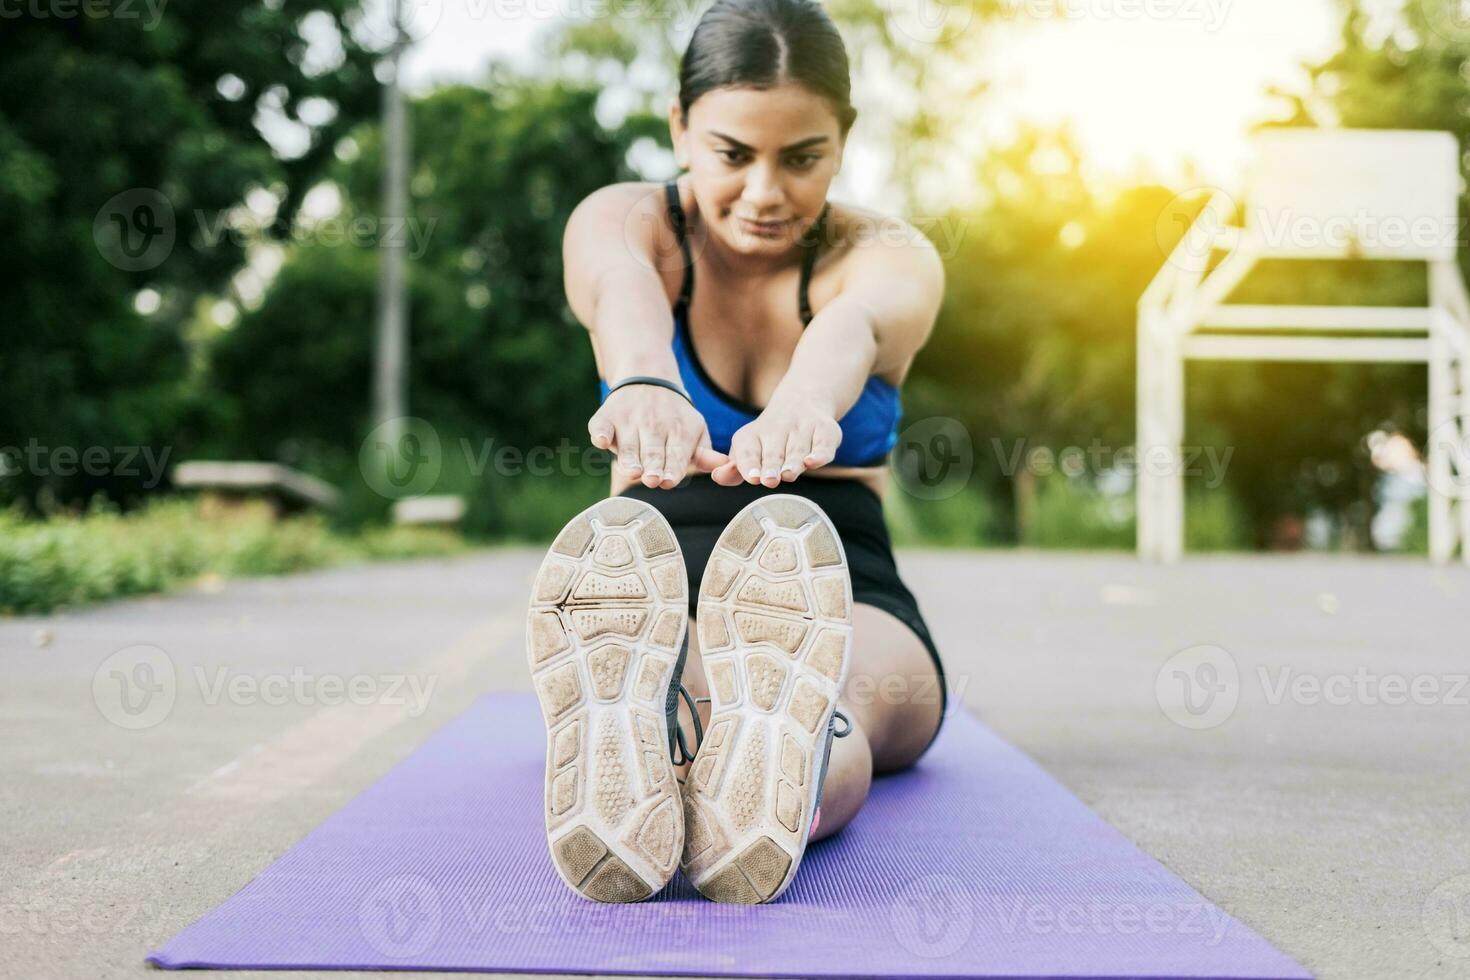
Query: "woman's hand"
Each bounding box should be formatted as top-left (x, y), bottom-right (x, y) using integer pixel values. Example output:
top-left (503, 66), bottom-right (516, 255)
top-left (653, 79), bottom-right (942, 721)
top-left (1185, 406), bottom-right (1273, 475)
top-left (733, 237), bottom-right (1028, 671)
top-left (711, 392), bottom-right (843, 488)
top-left (589, 384), bottom-right (728, 489)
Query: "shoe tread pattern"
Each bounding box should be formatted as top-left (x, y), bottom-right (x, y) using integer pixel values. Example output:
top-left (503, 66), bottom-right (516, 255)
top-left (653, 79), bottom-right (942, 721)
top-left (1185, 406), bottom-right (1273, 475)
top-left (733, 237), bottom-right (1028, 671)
top-left (681, 494), bottom-right (853, 904)
top-left (528, 498), bottom-right (687, 902)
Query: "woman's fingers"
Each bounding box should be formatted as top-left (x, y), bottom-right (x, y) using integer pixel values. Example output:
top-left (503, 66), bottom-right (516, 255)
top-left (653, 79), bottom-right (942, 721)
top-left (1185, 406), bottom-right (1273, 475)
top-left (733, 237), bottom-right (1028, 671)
top-left (710, 460), bottom-right (744, 485)
top-left (593, 386), bottom-right (756, 490)
top-left (692, 427), bottom-right (733, 481)
top-left (588, 412), bottom-right (615, 452)
top-left (759, 431), bottom-right (787, 488)
top-left (781, 425), bottom-right (815, 482)
top-left (807, 419), bottom-right (841, 469)
top-left (661, 427), bottom-right (693, 489)
top-left (638, 426), bottom-right (666, 488)
top-left (616, 424), bottom-right (642, 477)
top-left (731, 428), bottom-right (763, 485)
top-left (693, 444), bottom-right (730, 474)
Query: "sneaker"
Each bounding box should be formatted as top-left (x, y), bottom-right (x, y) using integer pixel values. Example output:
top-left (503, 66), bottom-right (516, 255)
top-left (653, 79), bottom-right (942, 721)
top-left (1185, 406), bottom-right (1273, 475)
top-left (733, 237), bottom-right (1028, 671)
top-left (678, 494), bottom-right (855, 904)
top-left (527, 497), bottom-right (691, 902)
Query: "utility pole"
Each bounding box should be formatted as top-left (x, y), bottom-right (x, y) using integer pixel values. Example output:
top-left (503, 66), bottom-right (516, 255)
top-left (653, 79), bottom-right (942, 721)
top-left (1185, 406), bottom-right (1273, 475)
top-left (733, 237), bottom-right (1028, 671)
top-left (373, 0), bottom-right (410, 449)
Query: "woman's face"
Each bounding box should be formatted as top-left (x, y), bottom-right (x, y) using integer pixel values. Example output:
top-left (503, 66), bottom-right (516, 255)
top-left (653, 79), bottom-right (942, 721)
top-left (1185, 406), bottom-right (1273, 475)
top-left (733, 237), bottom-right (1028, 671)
top-left (670, 82), bottom-right (845, 256)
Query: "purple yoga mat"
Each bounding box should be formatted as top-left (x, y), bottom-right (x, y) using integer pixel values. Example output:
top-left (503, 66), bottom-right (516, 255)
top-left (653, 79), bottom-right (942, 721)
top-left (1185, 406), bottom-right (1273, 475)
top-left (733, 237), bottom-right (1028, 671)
top-left (148, 693), bottom-right (1311, 978)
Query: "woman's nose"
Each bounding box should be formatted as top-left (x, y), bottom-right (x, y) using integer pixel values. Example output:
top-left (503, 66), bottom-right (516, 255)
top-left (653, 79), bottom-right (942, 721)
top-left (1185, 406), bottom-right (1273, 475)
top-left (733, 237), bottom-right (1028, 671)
top-left (740, 163), bottom-right (785, 211)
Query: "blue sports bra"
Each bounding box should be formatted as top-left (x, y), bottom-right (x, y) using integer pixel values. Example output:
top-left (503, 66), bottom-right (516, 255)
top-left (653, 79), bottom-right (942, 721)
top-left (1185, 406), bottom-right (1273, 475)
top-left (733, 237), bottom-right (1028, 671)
top-left (597, 180), bottom-right (902, 468)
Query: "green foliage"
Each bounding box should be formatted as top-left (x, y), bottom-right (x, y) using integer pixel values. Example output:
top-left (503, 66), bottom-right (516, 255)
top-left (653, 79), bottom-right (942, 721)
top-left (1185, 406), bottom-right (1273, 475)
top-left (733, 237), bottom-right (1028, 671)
top-left (1395, 494), bottom-right (1430, 555)
top-left (1237, 0), bottom-right (1470, 545)
top-left (1017, 477), bottom-right (1249, 551)
top-left (0, 3), bottom-right (381, 508)
top-left (909, 128), bottom-right (1159, 541)
top-left (0, 499), bottom-right (466, 616)
top-left (472, 474), bottom-right (611, 544)
top-left (7, 0), bottom-right (1459, 564)
top-left (204, 73), bottom-right (653, 531)
top-left (909, 104), bottom-right (1445, 549)
top-left (544, 0), bottom-right (1009, 214)
top-left (887, 486), bottom-right (997, 548)
top-left (886, 473), bottom-right (1251, 552)
top-left (1019, 477), bottom-right (1134, 550)
top-left (1183, 487), bottom-right (1255, 552)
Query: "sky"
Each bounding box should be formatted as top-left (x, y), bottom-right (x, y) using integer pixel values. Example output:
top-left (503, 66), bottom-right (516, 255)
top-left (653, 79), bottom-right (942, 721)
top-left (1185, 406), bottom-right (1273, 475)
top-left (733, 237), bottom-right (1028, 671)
top-left (973, 0), bottom-right (1341, 185)
top-left (370, 0), bottom-right (1343, 207)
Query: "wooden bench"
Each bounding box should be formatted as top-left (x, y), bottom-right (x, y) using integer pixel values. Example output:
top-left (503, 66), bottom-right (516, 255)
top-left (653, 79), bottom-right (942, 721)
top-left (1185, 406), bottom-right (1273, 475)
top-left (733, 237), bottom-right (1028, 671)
top-left (391, 495), bottom-right (466, 527)
top-left (172, 461), bottom-right (340, 517)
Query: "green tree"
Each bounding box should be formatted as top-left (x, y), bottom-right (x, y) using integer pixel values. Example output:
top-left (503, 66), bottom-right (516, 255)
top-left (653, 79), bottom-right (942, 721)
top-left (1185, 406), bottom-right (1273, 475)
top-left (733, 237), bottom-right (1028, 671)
top-left (907, 126), bottom-right (1172, 541)
top-left (206, 71), bottom-right (662, 529)
top-left (544, 0), bottom-right (1007, 213)
top-left (910, 1), bottom-right (1470, 548)
top-left (0, 2), bottom-right (380, 509)
top-left (1197, 0), bottom-right (1469, 547)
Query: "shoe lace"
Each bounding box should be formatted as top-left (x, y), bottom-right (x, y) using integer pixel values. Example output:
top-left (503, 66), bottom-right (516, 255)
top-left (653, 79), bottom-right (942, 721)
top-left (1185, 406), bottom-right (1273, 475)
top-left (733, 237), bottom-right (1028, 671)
top-left (831, 709), bottom-right (853, 739)
top-left (810, 707), bottom-right (852, 819)
top-left (669, 686), bottom-right (707, 769)
top-left (665, 633), bottom-right (706, 772)
top-left (663, 634), bottom-right (853, 797)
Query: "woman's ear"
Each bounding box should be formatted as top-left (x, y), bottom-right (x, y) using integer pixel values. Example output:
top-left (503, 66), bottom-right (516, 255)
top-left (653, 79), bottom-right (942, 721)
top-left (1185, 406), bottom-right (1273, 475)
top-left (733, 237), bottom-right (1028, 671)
top-left (668, 97), bottom-right (688, 169)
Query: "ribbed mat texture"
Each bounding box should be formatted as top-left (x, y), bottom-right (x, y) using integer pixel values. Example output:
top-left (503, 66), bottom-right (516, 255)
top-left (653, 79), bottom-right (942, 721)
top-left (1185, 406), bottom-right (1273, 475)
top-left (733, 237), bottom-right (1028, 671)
top-left (148, 692), bottom-right (1311, 978)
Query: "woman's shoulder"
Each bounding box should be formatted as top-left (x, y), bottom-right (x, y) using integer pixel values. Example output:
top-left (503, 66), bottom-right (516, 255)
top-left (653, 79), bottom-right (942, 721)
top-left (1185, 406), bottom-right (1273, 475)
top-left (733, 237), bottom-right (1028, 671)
top-left (568, 180), bottom-right (678, 235)
top-left (821, 199), bottom-right (936, 262)
top-left (817, 199), bottom-right (943, 302)
top-left (566, 180), bottom-right (688, 276)
top-left (562, 181), bottom-right (689, 325)
top-left (572, 180), bottom-right (679, 215)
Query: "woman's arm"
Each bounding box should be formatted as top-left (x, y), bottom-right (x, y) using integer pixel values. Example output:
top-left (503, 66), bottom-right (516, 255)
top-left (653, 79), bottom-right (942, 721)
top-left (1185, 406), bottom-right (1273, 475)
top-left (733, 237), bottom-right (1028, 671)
top-left (711, 221), bottom-right (945, 487)
top-left (563, 184), bottom-right (728, 489)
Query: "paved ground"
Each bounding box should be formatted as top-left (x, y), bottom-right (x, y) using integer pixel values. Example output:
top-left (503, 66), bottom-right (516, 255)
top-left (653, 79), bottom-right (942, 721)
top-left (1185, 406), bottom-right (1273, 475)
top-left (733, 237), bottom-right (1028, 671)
top-left (1, 549), bottom-right (1467, 980)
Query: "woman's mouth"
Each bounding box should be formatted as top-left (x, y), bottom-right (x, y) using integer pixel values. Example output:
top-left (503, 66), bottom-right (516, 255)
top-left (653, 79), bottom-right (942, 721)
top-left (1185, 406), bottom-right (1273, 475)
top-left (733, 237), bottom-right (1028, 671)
top-left (736, 217), bottom-right (790, 239)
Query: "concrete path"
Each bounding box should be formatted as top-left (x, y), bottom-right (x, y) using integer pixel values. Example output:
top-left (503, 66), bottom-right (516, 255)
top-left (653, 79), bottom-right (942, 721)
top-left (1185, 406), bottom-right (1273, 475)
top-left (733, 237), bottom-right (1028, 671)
top-left (1, 549), bottom-right (1466, 979)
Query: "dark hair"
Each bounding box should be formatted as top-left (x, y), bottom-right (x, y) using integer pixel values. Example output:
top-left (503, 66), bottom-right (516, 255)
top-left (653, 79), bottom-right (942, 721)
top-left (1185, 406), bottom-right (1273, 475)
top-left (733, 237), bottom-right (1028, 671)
top-left (678, 0), bottom-right (858, 136)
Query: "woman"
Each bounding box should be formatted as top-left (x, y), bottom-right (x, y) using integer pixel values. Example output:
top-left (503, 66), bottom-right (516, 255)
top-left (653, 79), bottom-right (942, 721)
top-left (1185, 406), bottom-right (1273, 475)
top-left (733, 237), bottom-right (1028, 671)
top-left (534, 0), bottom-right (947, 904)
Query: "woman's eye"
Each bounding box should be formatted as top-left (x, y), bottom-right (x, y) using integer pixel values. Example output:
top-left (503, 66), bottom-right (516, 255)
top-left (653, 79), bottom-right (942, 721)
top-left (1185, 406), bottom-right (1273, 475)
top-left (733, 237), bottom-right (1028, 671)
top-left (788, 154), bottom-right (819, 169)
top-left (717, 149), bottom-right (747, 165)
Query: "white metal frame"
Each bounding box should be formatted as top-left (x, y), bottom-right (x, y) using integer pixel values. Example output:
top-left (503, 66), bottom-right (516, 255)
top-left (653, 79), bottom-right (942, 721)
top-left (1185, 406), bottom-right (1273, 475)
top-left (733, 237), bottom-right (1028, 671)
top-left (1137, 129), bottom-right (1470, 564)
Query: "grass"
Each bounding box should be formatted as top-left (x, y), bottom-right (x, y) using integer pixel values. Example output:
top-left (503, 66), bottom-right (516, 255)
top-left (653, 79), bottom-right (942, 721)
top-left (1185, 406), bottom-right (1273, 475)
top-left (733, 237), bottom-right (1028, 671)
top-left (463, 473), bottom-right (609, 543)
top-left (0, 471), bottom-right (1263, 616)
top-left (0, 499), bottom-right (468, 616)
top-left (1394, 495), bottom-right (1430, 554)
top-left (887, 485), bottom-right (998, 548)
top-left (888, 475), bottom-right (1252, 551)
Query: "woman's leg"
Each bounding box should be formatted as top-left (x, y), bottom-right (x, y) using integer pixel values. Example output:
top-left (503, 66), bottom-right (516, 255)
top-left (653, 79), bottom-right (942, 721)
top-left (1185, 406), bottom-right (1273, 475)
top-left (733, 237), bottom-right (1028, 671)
top-left (674, 603), bottom-right (944, 841)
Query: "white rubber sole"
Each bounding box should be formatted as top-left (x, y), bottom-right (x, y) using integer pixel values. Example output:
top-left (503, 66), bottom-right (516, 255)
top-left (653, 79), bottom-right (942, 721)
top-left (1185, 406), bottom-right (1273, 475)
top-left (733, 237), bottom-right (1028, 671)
top-left (526, 497), bottom-right (689, 902)
top-left (679, 494), bottom-right (854, 904)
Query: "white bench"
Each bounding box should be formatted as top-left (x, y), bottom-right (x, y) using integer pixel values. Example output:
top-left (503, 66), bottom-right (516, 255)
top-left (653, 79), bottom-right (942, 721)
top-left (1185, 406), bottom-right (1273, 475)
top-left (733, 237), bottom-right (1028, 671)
top-left (391, 495), bottom-right (466, 526)
top-left (173, 461), bottom-right (340, 515)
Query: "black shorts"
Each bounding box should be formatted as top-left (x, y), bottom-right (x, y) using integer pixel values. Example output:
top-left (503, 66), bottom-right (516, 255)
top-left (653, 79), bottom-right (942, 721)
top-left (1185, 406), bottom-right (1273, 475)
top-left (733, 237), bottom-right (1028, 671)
top-left (618, 476), bottom-right (947, 751)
